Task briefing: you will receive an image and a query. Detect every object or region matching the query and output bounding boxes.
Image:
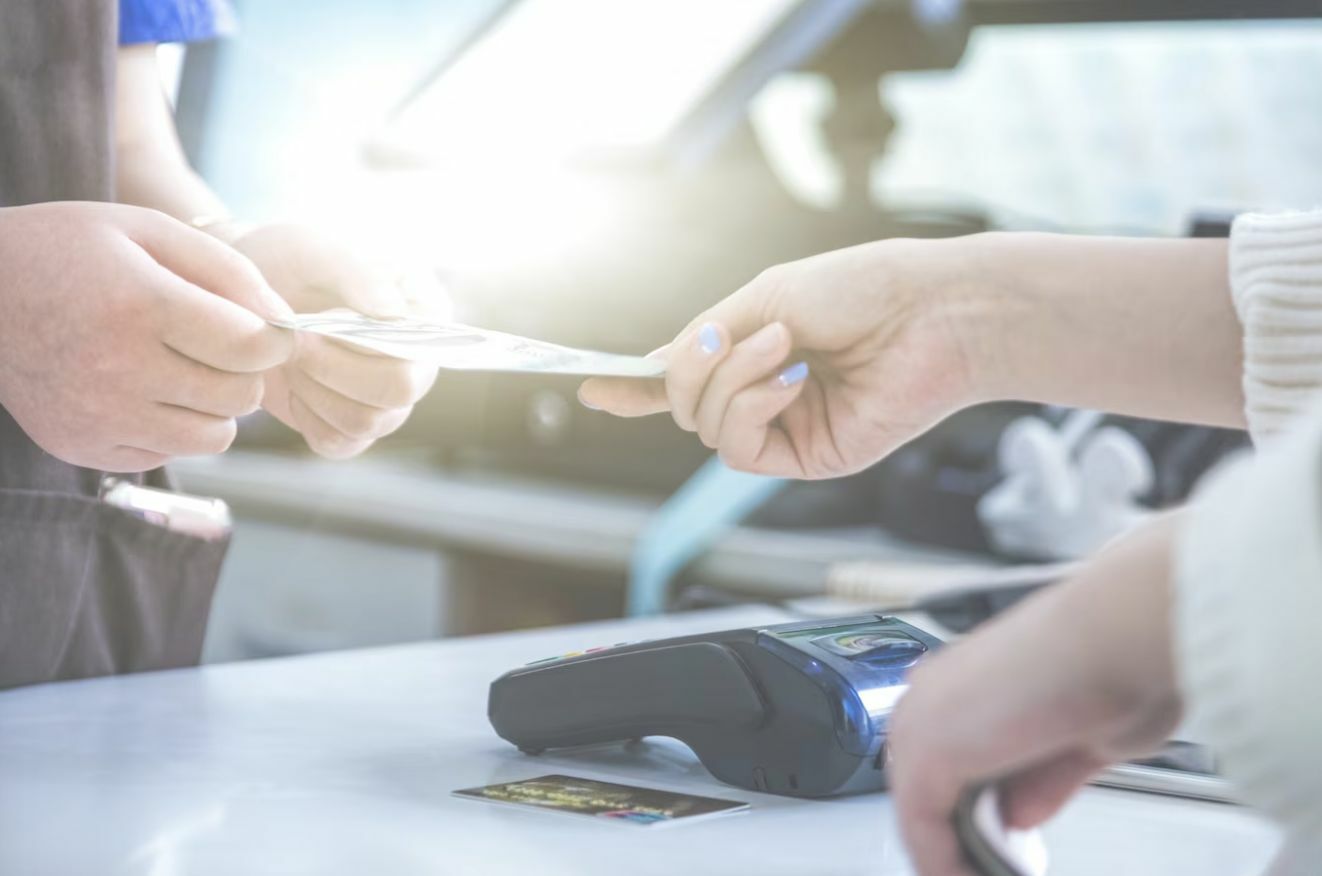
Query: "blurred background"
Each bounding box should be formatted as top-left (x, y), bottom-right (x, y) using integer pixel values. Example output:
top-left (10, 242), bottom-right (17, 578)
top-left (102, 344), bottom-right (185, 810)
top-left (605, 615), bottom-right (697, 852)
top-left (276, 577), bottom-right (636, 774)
top-left (164, 0), bottom-right (1322, 662)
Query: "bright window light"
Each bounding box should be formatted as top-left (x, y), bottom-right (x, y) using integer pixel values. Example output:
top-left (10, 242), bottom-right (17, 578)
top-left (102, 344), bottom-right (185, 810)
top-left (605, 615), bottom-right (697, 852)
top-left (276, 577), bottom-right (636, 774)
top-left (377, 0), bottom-right (802, 167)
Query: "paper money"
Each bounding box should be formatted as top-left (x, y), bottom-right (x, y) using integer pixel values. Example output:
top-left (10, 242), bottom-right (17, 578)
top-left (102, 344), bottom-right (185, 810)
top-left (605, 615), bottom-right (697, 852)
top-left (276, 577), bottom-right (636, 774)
top-left (270, 309), bottom-right (666, 378)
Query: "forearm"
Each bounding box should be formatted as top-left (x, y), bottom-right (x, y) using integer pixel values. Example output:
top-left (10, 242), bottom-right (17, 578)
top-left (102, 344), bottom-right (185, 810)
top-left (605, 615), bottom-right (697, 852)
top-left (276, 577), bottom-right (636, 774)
top-left (116, 141), bottom-right (226, 223)
top-left (113, 45), bottom-right (243, 242)
top-left (946, 232), bottom-right (1244, 428)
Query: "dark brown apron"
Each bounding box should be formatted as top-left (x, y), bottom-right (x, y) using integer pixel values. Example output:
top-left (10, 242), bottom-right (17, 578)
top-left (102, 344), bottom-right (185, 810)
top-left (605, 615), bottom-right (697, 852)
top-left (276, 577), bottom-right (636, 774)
top-left (0, 0), bottom-right (229, 689)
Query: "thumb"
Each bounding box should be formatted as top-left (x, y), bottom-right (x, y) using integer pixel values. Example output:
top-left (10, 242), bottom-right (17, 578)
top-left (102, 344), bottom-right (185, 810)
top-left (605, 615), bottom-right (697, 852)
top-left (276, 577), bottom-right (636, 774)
top-left (676, 272), bottom-right (777, 347)
top-left (131, 212), bottom-right (294, 322)
top-left (397, 264), bottom-right (453, 322)
top-left (284, 228), bottom-right (410, 319)
top-left (999, 752), bottom-right (1107, 829)
top-left (338, 271), bottom-right (409, 320)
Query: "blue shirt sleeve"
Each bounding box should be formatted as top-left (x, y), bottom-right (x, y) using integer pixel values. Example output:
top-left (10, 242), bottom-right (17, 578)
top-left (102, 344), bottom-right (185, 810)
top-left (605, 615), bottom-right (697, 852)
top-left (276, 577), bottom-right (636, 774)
top-left (119, 0), bottom-right (238, 45)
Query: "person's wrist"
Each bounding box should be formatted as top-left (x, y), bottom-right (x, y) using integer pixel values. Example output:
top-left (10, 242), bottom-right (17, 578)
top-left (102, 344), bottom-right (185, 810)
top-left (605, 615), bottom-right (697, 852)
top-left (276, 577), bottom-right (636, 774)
top-left (946, 232), bottom-right (1062, 404)
top-left (1059, 513), bottom-right (1182, 715)
top-left (879, 233), bottom-right (1031, 406)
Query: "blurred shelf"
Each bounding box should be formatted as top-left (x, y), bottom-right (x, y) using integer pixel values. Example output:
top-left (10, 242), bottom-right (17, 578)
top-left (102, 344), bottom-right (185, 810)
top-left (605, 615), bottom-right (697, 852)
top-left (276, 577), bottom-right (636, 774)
top-left (173, 451), bottom-right (965, 600)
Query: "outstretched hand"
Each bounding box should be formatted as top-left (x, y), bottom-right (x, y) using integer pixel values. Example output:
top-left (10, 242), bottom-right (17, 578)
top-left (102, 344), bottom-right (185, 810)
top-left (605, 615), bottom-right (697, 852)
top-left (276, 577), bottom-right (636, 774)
top-left (579, 239), bottom-right (991, 478)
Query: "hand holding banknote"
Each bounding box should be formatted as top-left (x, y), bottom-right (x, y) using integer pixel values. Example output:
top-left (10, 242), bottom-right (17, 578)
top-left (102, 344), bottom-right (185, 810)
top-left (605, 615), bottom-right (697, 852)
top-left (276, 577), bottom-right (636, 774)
top-left (232, 224), bottom-right (444, 459)
top-left (578, 239), bottom-right (985, 478)
top-left (0, 202), bottom-right (293, 472)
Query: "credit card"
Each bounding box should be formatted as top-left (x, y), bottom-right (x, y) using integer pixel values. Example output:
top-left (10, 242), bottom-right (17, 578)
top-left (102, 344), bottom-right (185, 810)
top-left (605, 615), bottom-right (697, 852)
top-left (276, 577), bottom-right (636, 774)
top-left (270, 309), bottom-right (666, 378)
top-left (453, 775), bottom-right (749, 826)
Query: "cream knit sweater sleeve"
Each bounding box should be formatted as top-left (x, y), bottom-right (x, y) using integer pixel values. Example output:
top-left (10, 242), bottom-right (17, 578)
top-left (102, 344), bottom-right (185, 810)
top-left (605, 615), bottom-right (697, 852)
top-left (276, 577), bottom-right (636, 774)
top-left (1176, 211), bottom-right (1322, 863)
top-left (1231, 211), bottom-right (1322, 439)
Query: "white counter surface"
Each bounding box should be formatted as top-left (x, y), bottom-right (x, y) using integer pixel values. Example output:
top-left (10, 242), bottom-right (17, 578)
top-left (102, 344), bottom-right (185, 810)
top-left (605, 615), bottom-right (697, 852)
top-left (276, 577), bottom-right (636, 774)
top-left (0, 607), bottom-right (1280, 875)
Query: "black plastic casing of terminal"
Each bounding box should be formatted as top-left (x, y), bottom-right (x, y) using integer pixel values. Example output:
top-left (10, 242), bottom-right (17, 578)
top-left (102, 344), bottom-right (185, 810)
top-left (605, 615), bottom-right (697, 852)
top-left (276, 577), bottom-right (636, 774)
top-left (487, 617), bottom-right (936, 798)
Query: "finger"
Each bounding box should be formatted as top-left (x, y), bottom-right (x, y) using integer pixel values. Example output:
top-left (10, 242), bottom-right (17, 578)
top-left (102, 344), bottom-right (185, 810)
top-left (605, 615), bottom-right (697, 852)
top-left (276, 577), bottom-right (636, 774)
top-left (295, 334), bottom-right (437, 409)
top-left (721, 425), bottom-right (804, 477)
top-left (255, 365), bottom-right (298, 433)
top-left (128, 210), bottom-right (294, 322)
top-left (1000, 752), bottom-right (1107, 830)
top-left (714, 366), bottom-right (809, 472)
top-left (693, 322), bottom-right (794, 447)
top-left (577, 377), bottom-right (669, 417)
top-left (665, 321), bottom-right (733, 431)
top-left (153, 275), bottom-right (295, 374)
top-left (590, 264), bottom-right (786, 424)
top-left (671, 268), bottom-right (787, 347)
top-left (154, 349), bottom-right (267, 419)
top-left (132, 405), bottom-right (238, 457)
top-left (892, 765), bottom-right (977, 876)
top-left (130, 231), bottom-right (294, 373)
top-left (286, 368), bottom-right (412, 441)
top-left (778, 374), bottom-right (855, 478)
top-left (890, 687), bottom-right (981, 876)
top-left (287, 393), bottom-right (375, 460)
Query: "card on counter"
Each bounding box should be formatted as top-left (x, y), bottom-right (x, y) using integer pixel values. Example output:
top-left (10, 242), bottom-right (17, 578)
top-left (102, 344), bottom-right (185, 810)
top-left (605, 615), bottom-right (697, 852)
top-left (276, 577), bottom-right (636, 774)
top-left (453, 774), bottom-right (750, 826)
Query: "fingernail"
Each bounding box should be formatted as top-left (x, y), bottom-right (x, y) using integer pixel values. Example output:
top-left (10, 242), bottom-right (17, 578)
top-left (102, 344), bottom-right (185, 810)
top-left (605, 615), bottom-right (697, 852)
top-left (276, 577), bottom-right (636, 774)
top-left (698, 323), bottom-right (722, 355)
top-left (777, 361), bottom-right (809, 387)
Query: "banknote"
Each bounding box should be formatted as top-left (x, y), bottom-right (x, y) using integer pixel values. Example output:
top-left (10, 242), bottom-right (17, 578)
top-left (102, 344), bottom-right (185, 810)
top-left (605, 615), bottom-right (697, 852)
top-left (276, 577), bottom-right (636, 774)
top-left (270, 310), bottom-right (666, 378)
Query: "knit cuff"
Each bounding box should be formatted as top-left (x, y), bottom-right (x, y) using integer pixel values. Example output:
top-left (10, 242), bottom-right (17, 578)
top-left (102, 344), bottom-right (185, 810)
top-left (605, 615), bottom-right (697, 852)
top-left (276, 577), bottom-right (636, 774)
top-left (1231, 210), bottom-right (1322, 441)
top-left (1176, 404), bottom-right (1322, 836)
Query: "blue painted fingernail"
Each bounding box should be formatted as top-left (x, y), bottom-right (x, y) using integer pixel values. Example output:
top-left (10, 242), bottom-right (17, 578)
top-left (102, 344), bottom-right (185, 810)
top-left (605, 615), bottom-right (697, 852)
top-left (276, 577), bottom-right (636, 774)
top-left (777, 361), bottom-right (809, 387)
top-left (698, 323), bottom-right (722, 355)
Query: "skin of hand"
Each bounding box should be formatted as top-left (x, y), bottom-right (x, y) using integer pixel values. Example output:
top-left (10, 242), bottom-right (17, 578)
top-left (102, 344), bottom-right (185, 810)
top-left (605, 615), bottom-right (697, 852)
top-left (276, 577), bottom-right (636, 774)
top-left (579, 232), bottom-right (1243, 478)
top-left (581, 239), bottom-right (991, 478)
top-left (0, 202), bottom-right (294, 472)
top-left (113, 46), bottom-right (442, 459)
top-left (888, 514), bottom-right (1183, 876)
top-left (227, 223), bottom-right (443, 459)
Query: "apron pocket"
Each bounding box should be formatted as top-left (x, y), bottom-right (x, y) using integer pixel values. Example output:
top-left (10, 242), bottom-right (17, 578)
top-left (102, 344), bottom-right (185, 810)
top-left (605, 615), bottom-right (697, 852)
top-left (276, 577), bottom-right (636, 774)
top-left (0, 490), bottom-right (96, 688)
top-left (0, 489), bottom-right (230, 689)
top-left (84, 504), bottom-right (230, 678)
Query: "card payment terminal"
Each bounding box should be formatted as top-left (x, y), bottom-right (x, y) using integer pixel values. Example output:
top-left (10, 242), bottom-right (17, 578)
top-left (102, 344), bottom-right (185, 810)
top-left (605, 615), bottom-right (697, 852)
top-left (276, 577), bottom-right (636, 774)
top-left (488, 615), bottom-right (941, 798)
